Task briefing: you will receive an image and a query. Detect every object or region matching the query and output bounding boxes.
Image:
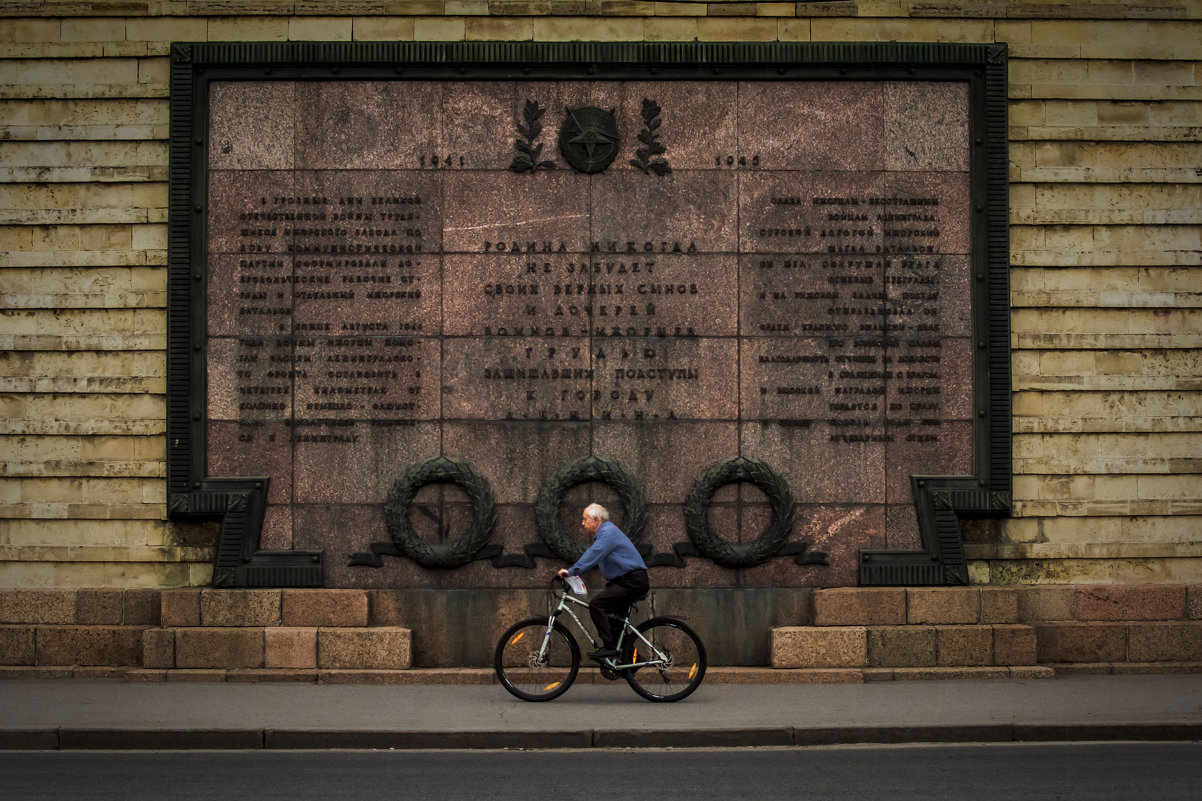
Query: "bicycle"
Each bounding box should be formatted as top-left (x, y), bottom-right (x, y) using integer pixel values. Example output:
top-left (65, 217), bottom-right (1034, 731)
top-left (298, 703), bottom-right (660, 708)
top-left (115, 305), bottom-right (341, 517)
top-left (494, 577), bottom-right (707, 702)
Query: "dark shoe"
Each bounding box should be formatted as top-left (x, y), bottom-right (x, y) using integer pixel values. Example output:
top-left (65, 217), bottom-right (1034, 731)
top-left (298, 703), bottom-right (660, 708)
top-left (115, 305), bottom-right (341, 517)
top-left (588, 646), bottom-right (619, 661)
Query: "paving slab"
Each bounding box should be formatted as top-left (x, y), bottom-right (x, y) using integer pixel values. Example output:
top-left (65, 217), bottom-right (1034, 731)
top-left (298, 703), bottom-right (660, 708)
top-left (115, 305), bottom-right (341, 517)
top-left (0, 674), bottom-right (1199, 750)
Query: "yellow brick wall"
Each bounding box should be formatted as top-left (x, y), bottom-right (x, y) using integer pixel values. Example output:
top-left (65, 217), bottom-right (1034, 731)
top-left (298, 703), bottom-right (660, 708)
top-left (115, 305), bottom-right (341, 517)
top-left (1, 1), bottom-right (1199, 588)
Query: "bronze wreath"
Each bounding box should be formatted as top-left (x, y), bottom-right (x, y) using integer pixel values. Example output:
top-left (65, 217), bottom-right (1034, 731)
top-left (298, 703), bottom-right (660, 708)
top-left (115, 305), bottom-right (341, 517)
top-left (535, 456), bottom-right (647, 562)
top-left (383, 456), bottom-right (497, 569)
top-left (684, 457), bottom-right (796, 569)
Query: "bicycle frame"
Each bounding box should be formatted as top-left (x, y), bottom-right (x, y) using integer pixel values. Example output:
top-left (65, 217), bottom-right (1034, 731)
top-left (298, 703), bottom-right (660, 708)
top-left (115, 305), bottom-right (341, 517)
top-left (537, 588), bottom-right (666, 671)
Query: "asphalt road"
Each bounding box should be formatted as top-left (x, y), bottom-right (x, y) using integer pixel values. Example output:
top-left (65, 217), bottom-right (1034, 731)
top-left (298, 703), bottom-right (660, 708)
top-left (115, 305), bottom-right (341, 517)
top-left (4, 743), bottom-right (1200, 801)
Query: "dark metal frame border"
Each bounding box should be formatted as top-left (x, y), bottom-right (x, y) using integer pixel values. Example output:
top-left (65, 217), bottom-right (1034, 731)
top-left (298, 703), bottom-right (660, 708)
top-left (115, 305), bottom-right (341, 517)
top-left (167, 41), bottom-right (1011, 588)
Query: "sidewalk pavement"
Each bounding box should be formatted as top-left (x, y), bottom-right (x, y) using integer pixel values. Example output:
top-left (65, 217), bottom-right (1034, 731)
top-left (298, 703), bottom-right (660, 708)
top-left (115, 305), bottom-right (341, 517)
top-left (1, 673), bottom-right (1200, 750)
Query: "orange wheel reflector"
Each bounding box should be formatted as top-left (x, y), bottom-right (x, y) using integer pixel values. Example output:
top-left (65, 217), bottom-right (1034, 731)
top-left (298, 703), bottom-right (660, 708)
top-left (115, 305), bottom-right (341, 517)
top-left (633, 648), bottom-right (638, 663)
top-left (543, 681), bottom-right (560, 692)
top-left (688, 663), bottom-right (697, 680)
top-left (510, 632), bottom-right (525, 645)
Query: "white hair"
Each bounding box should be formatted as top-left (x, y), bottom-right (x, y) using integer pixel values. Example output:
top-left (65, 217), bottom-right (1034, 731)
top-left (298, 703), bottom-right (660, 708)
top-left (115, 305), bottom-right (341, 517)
top-left (583, 503), bottom-right (609, 522)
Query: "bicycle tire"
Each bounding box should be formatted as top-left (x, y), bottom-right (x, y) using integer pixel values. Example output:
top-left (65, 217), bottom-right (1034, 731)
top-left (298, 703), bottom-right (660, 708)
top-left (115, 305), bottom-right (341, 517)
top-left (623, 617), bottom-right (707, 702)
top-left (494, 618), bottom-right (580, 702)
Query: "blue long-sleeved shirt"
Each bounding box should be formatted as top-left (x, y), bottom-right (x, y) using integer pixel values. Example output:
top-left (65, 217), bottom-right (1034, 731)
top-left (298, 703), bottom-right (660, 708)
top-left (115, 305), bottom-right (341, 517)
top-left (567, 521), bottom-right (646, 581)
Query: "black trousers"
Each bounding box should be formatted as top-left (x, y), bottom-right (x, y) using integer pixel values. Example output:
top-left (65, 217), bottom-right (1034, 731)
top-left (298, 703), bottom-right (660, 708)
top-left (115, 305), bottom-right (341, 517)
top-left (589, 569), bottom-right (650, 648)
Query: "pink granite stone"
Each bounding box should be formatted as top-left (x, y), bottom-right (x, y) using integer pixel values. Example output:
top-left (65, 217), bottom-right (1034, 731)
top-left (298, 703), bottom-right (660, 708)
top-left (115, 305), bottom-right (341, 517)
top-left (442, 421), bottom-right (590, 505)
top-left (883, 81), bottom-right (970, 172)
top-left (738, 171), bottom-right (887, 254)
top-left (292, 337), bottom-right (439, 423)
top-left (442, 335), bottom-right (592, 421)
top-left (741, 421), bottom-right (887, 505)
top-left (294, 504), bottom-right (438, 590)
top-left (592, 336), bottom-right (739, 422)
top-left (441, 170), bottom-right (591, 254)
top-left (879, 172), bottom-right (970, 255)
top-left (226, 504), bottom-right (286, 550)
top-left (590, 170), bottom-right (738, 254)
top-left (210, 81), bottom-right (297, 171)
top-left (787, 503), bottom-right (887, 588)
top-left (737, 81), bottom-right (887, 172)
top-left (75, 589), bottom-right (123, 625)
top-left (883, 255), bottom-right (972, 339)
top-left (206, 254), bottom-right (293, 337)
top-left (600, 80), bottom-right (738, 172)
top-left (294, 170), bottom-right (440, 253)
top-left (206, 336), bottom-right (293, 422)
top-left (739, 337), bottom-right (833, 422)
top-left (291, 252), bottom-right (441, 339)
top-left (440, 81), bottom-right (526, 169)
top-left (591, 421), bottom-right (737, 505)
top-left (885, 502), bottom-right (923, 550)
top-left (292, 421), bottom-right (439, 505)
top-left (206, 170), bottom-right (295, 255)
top-left (207, 421), bottom-right (292, 503)
top-left (885, 421), bottom-right (974, 505)
top-left (196, 74), bottom-right (985, 595)
top-left (295, 81), bottom-right (445, 170)
top-left (1075, 585), bottom-right (1187, 621)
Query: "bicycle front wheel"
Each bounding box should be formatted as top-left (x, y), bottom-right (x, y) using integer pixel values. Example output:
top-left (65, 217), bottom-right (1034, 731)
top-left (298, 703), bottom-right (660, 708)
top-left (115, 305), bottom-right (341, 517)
top-left (624, 617), bottom-right (707, 702)
top-left (494, 618), bottom-right (580, 702)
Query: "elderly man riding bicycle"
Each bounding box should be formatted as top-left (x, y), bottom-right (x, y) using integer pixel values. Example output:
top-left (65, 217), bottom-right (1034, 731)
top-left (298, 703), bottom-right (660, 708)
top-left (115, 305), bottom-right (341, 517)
top-left (556, 502), bottom-right (649, 662)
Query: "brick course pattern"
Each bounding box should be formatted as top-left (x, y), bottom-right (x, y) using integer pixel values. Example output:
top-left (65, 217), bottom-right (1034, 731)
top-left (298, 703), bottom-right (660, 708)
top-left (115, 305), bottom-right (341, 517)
top-left (0, 2), bottom-right (1199, 589)
top-left (0, 586), bottom-right (1198, 679)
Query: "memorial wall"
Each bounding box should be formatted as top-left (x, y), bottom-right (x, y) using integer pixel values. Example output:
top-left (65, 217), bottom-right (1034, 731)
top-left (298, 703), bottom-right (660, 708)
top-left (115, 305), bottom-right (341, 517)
top-left (169, 43), bottom-right (1010, 591)
top-left (2, 3), bottom-right (1199, 596)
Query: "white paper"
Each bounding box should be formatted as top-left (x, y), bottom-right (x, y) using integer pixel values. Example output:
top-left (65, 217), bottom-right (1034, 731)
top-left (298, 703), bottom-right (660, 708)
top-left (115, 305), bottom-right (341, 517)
top-left (564, 575), bottom-right (587, 595)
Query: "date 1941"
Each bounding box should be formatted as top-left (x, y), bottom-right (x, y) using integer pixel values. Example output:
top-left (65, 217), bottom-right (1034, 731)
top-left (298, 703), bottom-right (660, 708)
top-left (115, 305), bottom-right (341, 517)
top-left (715, 154), bottom-right (761, 168)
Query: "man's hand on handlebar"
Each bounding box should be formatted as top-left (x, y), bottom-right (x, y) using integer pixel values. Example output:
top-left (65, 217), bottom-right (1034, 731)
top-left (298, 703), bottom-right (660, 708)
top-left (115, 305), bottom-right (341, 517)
top-left (556, 568), bottom-right (569, 579)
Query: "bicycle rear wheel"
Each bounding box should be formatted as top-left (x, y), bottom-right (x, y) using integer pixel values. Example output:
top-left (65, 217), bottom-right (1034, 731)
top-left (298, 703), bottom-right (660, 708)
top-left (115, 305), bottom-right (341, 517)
top-left (623, 617), bottom-right (706, 702)
top-left (494, 618), bottom-right (580, 702)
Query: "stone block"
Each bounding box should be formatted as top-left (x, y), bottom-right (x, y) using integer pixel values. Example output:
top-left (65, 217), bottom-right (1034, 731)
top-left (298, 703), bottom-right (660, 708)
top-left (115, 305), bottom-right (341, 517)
top-left (1035, 622), bottom-right (1127, 664)
top-left (351, 17), bottom-right (415, 41)
top-left (289, 17), bottom-right (352, 41)
top-left (993, 625), bottom-right (1037, 666)
top-left (200, 589), bottom-right (281, 627)
top-left (1188, 586), bottom-right (1202, 620)
top-left (1017, 586), bottom-right (1076, 622)
top-left (142, 628), bottom-right (174, 669)
top-left (161, 589), bottom-right (200, 627)
top-left (266, 627), bottom-right (317, 669)
top-left (867, 626), bottom-right (935, 668)
top-left (907, 588), bottom-right (980, 625)
top-left (771, 627), bottom-right (866, 669)
top-left (1127, 622), bottom-right (1202, 662)
top-left (814, 588), bottom-right (906, 626)
top-left (36, 625), bottom-right (145, 667)
top-left (0, 590), bottom-right (76, 624)
top-left (75, 588), bottom-right (123, 624)
top-left (0, 626), bottom-right (36, 665)
top-left (465, 18), bottom-right (534, 41)
top-left (1076, 585), bottom-right (1187, 621)
top-left (936, 626), bottom-right (993, 667)
top-left (281, 590), bottom-right (368, 627)
top-left (123, 589), bottom-right (161, 625)
top-left (980, 587), bottom-right (1019, 623)
top-left (317, 627), bottom-right (411, 670)
top-left (412, 18), bottom-right (467, 41)
top-left (207, 17), bottom-right (289, 42)
top-left (532, 18), bottom-right (643, 42)
top-left (175, 628), bottom-right (264, 670)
